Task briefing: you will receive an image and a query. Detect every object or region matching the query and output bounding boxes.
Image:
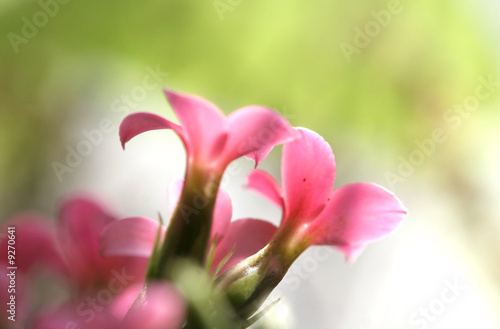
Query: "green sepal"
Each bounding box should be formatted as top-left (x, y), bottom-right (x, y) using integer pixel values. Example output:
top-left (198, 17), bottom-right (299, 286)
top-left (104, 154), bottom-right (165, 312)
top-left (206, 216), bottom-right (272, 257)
top-left (145, 213), bottom-right (166, 280)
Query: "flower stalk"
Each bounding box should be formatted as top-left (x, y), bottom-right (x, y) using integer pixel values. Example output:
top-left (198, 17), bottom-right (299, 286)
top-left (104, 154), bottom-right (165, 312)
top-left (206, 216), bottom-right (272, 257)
top-left (152, 166), bottom-right (222, 278)
top-left (215, 220), bottom-right (312, 318)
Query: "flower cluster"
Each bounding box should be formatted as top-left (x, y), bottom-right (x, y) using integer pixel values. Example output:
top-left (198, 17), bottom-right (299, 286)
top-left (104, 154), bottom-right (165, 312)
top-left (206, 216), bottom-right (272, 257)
top-left (5, 90), bottom-right (406, 328)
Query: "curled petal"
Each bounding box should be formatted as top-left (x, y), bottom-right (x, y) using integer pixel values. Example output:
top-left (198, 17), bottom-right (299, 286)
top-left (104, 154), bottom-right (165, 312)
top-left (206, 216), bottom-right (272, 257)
top-left (119, 112), bottom-right (184, 149)
top-left (100, 217), bottom-right (164, 258)
top-left (223, 106), bottom-right (295, 167)
top-left (124, 282), bottom-right (186, 329)
top-left (247, 170), bottom-right (285, 211)
top-left (212, 219), bottom-right (278, 275)
top-left (310, 183), bottom-right (407, 260)
top-left (168, 179), bottom-right (232, 243)
top-left (164, 89), bottom-right (225, 161)
top-left (282, 128), bottom-right (336, 222)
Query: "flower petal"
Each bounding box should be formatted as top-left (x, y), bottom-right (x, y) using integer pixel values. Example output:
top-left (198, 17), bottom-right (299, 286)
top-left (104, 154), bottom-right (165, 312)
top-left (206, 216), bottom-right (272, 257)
top-left (211, 219), bottom-right (278, 275)
top-left (211, 185), bottom-right (232, 243)
top-left (164, 89), bottom-right (225, 161)
top-left (310, 183), bottom-right (407, 260)
top-left (168, 179), bottom-right (232, 243)
top-left (58, 196), bottom-right (117, 263)
top-left (108, 283), bottom-right (145, 320)
top-left (119, 112), bottom-right (184, 149)
top-left (222, 106), bottom-right (295, 167)
top-left (168, 179), bottom-right (184, 216)
top-left (124, 282), bottom-right (186, 329)
top-left (247, 170), bottom-right (285, 211)
top-left (282, 128), bottom-right (336, 222)
top-left (335, 245), bottom-right (365, 263)
top-left (1, 214), bottom-right (65, 275)
top-left (100, 217), bottom-right (164, 258)
top-left (57, 196), bottom-right (149, 288)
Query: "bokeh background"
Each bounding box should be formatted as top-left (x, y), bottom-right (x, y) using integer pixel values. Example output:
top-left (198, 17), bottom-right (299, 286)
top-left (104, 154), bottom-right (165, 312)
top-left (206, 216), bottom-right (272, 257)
top-left (1, 0), bottom-right (499, 328)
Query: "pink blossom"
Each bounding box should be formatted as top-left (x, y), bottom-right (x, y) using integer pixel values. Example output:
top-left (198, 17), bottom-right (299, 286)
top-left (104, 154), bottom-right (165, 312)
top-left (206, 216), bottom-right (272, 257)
top-left (55, 196), bottom-right (148, 292)
top-left (1, 214), bottom-right (65, 276)
top-left (0, 215), bottom-right (57, 325)
top-left (217, 128), bottom-right (407, 317)
top-left (2, 197), bottom-right (147, 293)
top-left (118, 90), bottom-right (293, 271)
top-left (1, 196), bottom-right (150, 327)
top-left (119, 89), bottom-right (295, 172)
top-left (248, 127), bottom-right (407, 261)
top-left (122, 282), bottom-right (186, 329)
top-left (34, 283), bottom-right (185, 329)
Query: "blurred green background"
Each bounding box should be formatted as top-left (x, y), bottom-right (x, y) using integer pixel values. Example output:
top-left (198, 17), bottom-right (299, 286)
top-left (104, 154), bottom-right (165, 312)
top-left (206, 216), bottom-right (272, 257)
top-left (1, 0), bottom-right (499, 327)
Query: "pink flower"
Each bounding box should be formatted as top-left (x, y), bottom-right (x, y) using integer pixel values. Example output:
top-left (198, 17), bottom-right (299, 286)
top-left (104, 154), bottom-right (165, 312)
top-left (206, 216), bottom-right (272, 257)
top-left (0, 215), bottom-right (63, 325)
top-left (3, 196), bottom-right (148, 293)
top-left (34, 283), bottom-right (185, 329)
top-left (1, 196), bottom-right (150, 327)
top-left (119, 89), bottom-right (294, 172)
top-left (217, 127), bottom-right (407, 317)
top-left (1, 214), bottom-right (65, 276)
top-left (100, 182), bottom-right (278, 276)
top-left (55, 196), bottom-right (148, 292)
top-left (247, 127), bottom-right (407, 261)
top-left (121, 282), bottom-right (186, 329)
top-left (118, 90), bottom-right (294, 272)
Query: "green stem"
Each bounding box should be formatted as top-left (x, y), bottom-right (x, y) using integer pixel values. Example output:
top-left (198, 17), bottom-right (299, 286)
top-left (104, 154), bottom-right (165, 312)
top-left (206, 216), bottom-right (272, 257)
top-left (215, 219), bottom-right (312, 318)
top-left (148, 166), bottom-right (221, 280)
